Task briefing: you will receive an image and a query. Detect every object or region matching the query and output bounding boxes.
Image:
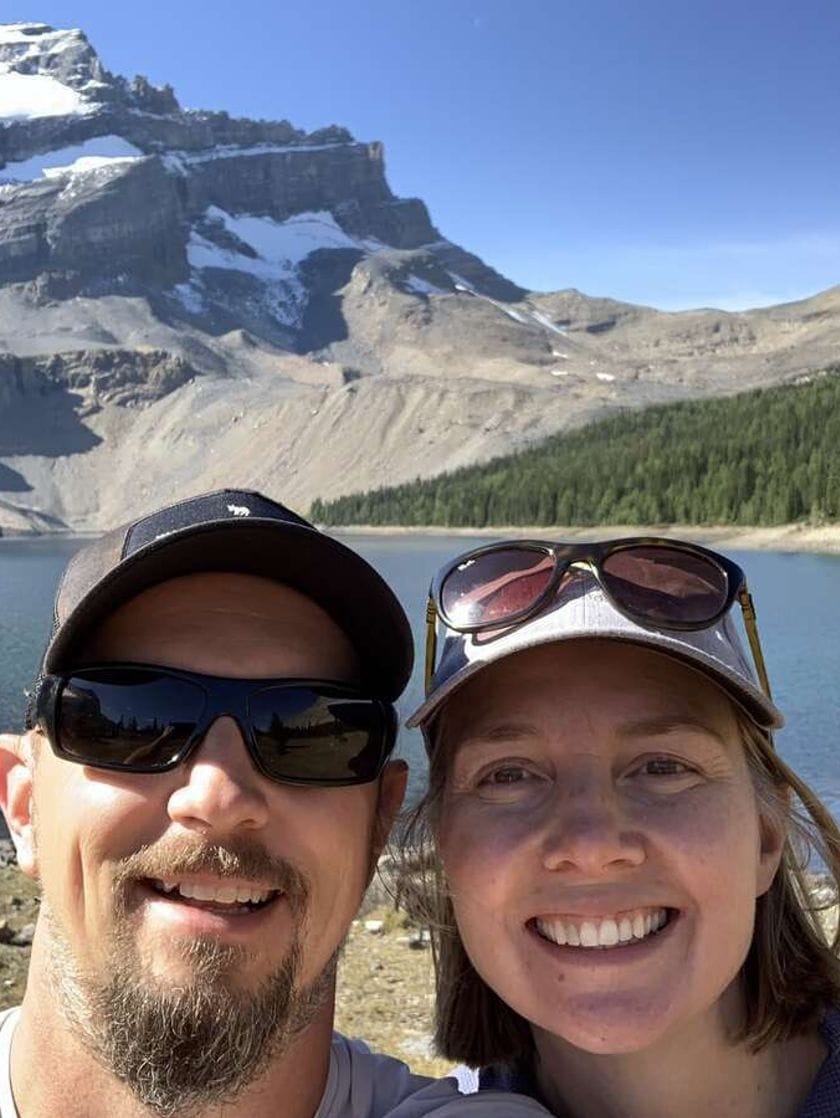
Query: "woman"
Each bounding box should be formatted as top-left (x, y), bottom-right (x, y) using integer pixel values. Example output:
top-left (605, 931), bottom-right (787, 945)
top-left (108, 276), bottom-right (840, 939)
top-left (404, 538), bottom-right (840, 1118)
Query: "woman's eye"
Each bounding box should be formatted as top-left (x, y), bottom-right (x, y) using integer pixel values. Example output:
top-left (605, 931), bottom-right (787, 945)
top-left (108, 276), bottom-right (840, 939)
top-left (637, 757), bottom-right (692, 777)
top-left (476, 764), bottom-right (538, 788)
top-left (485, 766), bottom-right (531, 785)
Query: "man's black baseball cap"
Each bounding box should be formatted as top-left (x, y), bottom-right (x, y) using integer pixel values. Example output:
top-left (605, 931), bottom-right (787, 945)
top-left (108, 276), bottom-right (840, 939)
top-left (39, 489), bottom-right (413, 700)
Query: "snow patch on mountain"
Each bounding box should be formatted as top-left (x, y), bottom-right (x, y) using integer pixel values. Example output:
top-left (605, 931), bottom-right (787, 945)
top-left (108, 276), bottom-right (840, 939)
top-left (211, 208), bottom-right (362, 265)
top-left (403, 274), bottom-right (448, 296)
top-left (163, 142), bottom-right (354, 173)
top-left (529, 309), bottom-right (567, 336)
top-left (173, 283), bottom-right (206, 315)
top-left (185, 225), bottom-right (296, 281)
top-left (450, 270), bottom-right (584, 337)
top-left (0, 22), bottom-right (79, 56)
top-left (177, 207), bottom-right (379, 328)
top-left (185, 208), bottom-right (362, 282)
top-left (0, 136), bottom-right (142, 182)
top-left (0, 66), bottom-right (94, 120)
top-left (0, 22), bottom-right (46, 44)
top-left (0, 23), bottom-right (106, 118)
top-left (450, 271), bottom-right (533, 323)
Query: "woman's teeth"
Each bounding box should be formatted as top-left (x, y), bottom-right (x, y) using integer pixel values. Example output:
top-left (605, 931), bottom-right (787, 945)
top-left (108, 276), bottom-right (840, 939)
top-left (534, 907), bottom-right (670, 949)
top-left (152, 880), bottom-right (275, 906)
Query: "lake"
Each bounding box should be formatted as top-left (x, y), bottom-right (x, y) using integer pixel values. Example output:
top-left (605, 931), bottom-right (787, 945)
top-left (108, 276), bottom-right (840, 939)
top-left (1, 535), bottom-right (839, 812)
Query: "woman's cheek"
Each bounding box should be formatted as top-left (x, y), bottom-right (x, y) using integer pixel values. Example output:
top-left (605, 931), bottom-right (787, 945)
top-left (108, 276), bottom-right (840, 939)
top-left (440, 797), bottom-right (541, 908)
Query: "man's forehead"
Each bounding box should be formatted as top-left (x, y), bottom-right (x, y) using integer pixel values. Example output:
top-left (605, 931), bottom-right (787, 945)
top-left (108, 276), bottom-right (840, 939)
top-left (78, 572), bottom-right (361, 680)
top-left (99, 570), bottom-right (333, 618)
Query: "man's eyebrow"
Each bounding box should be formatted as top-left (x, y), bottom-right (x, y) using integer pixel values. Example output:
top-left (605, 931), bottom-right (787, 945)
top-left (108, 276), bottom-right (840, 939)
top-left (617, 717), bottom-right (729, 745)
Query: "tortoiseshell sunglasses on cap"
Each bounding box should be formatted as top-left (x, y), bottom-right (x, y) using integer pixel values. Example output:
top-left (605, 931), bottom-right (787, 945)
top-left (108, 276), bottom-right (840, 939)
top-left (423, 537), bottom-right (771, 698)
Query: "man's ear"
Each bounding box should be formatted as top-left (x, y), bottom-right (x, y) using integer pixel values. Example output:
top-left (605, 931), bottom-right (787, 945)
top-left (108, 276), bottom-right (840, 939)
top-left (371, 759), bottom-right (408, 863)
top-left (0, 732), bottom-right (38, 878)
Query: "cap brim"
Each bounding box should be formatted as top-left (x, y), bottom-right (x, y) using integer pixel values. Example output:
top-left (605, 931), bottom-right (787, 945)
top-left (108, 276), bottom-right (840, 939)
top-left (408, 581), bottom-right (783, 731)
top-left (45, 518), bottom-right (412, 701)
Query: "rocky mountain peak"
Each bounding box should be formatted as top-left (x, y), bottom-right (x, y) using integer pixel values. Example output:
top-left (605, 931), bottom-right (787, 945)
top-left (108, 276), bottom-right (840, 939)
top-left (0, 22), bottom-right (180, 117)
top-left (0, 23), bottom-right (104, 91)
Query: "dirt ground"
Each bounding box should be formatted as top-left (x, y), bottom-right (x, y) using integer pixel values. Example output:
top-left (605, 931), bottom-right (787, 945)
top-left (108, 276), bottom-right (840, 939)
top-left (0, 866), bottom-right (39, 1008)
top-left (334, 905), bottom-right (452, 1077)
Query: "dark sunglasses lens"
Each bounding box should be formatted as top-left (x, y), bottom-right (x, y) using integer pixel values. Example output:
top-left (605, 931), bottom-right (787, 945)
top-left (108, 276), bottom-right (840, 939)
top-left (249, 688), bottom-right (390, 784)
top-left (57, 669), bottom-right (204, 768)
top-left (601, 547), bottom-right (729, 624)
top-left (441, 547), bottom-right (555, 628)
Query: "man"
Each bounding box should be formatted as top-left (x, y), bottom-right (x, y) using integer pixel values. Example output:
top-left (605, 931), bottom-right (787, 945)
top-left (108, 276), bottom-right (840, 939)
top-left (0, 490), bottom-right (543, 1118)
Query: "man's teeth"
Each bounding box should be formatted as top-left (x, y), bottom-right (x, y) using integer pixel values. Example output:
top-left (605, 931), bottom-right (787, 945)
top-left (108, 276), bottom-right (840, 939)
top-left (153, 880), bottom-right (274, 905)
top-left (535, 907), bottom-right (669, 949)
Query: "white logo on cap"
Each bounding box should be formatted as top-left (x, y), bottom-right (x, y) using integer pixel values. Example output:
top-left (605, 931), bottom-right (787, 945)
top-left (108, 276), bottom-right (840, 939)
top-left (227, 504), bottom-right (251, 517)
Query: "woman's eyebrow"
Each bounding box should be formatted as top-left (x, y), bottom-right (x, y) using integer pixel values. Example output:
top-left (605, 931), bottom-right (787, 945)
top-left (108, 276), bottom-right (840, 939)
top-left (451, 721), bottom-right (541, 748)
top-left (617, 717), bottom-right (728, 745)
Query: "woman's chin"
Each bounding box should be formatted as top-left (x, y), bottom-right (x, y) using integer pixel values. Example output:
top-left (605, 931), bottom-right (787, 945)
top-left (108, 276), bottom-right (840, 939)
top-left (526, 990), bottom-right (686, 1057)
top-left (538, 1021), bottom-right (665, 1056)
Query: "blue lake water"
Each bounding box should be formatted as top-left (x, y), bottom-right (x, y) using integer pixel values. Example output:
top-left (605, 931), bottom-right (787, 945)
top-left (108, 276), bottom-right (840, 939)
top-left (1, 535), bottom-right (839, 813)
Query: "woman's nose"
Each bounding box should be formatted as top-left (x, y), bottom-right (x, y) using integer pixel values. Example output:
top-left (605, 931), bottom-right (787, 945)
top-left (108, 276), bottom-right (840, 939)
top-left (166, 716), bottom-right (271, 834)
top-left (539, 771), bottom-right (645, 875)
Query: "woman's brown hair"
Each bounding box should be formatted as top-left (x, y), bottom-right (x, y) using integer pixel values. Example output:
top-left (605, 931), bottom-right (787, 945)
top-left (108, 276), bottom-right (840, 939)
top-left (399, 712), bottom-right (840, 1068)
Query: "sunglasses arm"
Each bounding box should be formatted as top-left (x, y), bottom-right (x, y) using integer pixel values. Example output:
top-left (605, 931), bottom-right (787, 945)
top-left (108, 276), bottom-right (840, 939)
top-left (424, 597), bottom-right (438, 693)
top-left (738, 586), bottom-right (773, 699)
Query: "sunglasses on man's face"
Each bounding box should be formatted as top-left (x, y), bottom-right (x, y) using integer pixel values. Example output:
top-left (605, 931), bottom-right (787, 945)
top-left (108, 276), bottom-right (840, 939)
top-left (424, 537), bottom-right (771, 696)
top-left (33, 664), bottom-right (397, 787)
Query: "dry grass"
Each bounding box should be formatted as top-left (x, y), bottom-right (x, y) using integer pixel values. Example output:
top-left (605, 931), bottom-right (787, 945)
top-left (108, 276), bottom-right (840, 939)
top-left (334, 904), bottom-right (453, 1078)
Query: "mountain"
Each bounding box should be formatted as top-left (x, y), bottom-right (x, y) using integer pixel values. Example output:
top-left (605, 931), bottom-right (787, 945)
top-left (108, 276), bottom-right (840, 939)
top-left (1, 22), bottom-right (838, 533)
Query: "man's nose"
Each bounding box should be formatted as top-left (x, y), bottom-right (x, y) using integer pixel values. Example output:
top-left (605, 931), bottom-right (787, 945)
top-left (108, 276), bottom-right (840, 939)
top-left (166, 716), bottom-right (271, 834)
top-left (539, 770), bottom-right (645, 875)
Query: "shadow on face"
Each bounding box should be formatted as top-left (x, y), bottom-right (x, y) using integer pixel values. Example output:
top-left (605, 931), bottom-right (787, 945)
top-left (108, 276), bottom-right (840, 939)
top-left (78, 571), bottom-right (362, 683)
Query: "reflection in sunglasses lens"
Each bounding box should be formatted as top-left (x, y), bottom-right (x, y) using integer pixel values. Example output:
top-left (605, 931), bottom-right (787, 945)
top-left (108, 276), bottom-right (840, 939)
top-left (250, 689), bottom-right (382, 782)
top-left (442, 548), bottom-right (554, 627)
top-left (60, 670), bottom-right (204, 767)
top-left (601, 548), bottom-right (728, 623)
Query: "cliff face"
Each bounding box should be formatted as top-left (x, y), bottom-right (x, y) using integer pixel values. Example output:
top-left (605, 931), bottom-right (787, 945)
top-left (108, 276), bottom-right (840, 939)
top-left (1, 157), bottom-right (186, 290)
top-left (0, 22), bottom-right (838, 534)
top-left (0, 23), bottom-right (447, 301)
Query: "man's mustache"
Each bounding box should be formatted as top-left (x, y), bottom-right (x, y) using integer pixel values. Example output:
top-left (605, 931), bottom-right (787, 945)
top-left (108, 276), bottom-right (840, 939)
top-left (112, 836), bottom-right (309, 909)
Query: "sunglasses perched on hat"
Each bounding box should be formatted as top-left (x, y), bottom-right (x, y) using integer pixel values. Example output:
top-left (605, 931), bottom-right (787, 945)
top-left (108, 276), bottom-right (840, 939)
top-left (416, 536), bottom-right (777, 729)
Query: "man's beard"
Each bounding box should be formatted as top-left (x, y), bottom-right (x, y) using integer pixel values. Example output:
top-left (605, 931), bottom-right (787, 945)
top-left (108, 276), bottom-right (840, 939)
top-left (43, 837), bottom-right (336, 1117)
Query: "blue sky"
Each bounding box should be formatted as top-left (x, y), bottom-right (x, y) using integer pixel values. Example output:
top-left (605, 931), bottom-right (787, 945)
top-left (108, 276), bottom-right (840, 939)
top-left (8, 0), bottom-right (840, 309)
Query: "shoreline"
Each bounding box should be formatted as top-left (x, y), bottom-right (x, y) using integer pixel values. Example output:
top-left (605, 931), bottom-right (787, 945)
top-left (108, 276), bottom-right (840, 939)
top-left (3, 522), bottom-right (839, 555)
top-left (332, 522), bottom-right (840, 554)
